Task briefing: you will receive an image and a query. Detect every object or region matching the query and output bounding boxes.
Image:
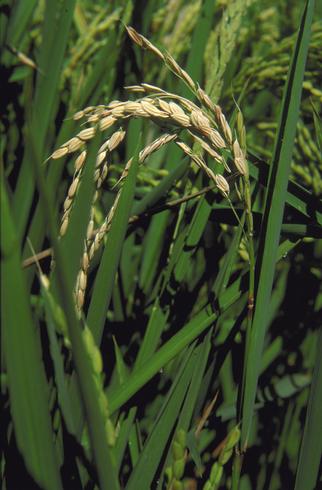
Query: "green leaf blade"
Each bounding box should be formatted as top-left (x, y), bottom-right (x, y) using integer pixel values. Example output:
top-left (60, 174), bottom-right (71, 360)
top-left (240, 0), bottom-right (315, 449)
top-left (1, 180), bottom-right (62, 490)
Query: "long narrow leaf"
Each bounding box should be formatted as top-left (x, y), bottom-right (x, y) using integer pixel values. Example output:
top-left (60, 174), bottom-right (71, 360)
top-left (294, 327), bottom-right (322, 490)
top-left (240, 0), bottom-right (315, 449)
top-left (13, 0), bottom-right (76, 238)
top-left (87, 128), bottom-right (141, 343)
top-left (1, 180), bottom-right (62, 490)
top-left (125, 347), bottom-right (195, 490)
top-left (28, 123), bottom-right (120, 490)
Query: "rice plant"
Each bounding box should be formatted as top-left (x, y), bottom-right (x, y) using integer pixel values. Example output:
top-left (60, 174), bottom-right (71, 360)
top-left (1, 1), bottom-right (321, 489)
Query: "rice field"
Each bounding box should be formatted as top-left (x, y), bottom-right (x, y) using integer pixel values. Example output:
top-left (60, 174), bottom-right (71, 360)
top-left (1, 1), bottom-right (322, 489)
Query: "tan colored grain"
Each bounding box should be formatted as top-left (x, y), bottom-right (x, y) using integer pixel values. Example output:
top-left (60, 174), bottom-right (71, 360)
top-left (74, 150), bottom-right (87, 172)
top-left (126, 26), bottom-right (164, 59)
top-left (77, 127), bottom-right (96, 141)
top-left (139, 133), bottom-right (178, 163)
top-left (60, 217), bottom-right (69, 236)
top-left (124, 85), bottom-right (145, 93)
top-left (141, 83), bottom-right (166, 93)
top-left (107, 129), bottom-right (126, 151)
top-left (233, 139), bottom-right (248, 176)
top-left (68, 176), bottom-right (79, 198)
top-left (140, 100), bottom-right (168, 119)
top-left (215, 174), bottom-right (230, 196)
top-left (209, 129), bottom-right (226, 149)
top-left (188, 131), bottom-right (223, 163)
top-left (164, 52), bottom-right (196, 91)
top-left (51, 147), bottom-right (69, 159)
top-left (96, 151), bottom-right (107, 168)
top-left (99, 115), bottom-right (116, 131)
top-left (197, 86), bottom-right (216, 112)
top-left (63, 196), bottom-right (72, 213)
top-left (190, 110), bottom-right (212, 133)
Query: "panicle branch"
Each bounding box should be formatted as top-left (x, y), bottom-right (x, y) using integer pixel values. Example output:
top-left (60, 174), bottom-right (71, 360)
top-left (48, 26), bottom-right (248, 312)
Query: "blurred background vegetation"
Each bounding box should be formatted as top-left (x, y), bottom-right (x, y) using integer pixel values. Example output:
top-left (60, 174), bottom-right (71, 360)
top-left (1, 1), bottom-right (322, 489)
